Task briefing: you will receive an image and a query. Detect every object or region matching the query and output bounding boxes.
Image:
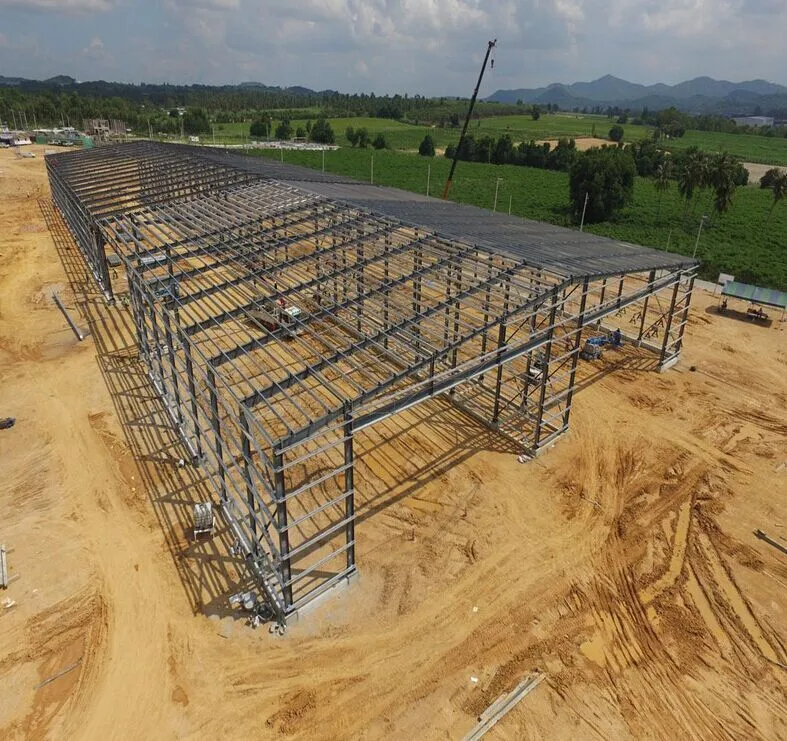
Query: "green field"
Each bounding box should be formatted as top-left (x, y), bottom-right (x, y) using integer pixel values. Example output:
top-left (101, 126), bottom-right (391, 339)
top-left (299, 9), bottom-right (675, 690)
top-left (661, 129), bottom-right (787, 166)
top-left (251, 146), bottom-right (787, 289)
top-left (215, 113), bottom-right (787, 166)
top-left (215, 114), bottom-right (649, 150)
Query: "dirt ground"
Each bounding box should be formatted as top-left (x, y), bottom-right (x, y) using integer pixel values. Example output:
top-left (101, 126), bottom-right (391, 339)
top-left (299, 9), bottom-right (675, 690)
top-left (1, 144), bottom-right (786, 740)
top-left (538, 137), bottom-right (612, 151)
top-left (742, 162), bottom-right (785, 186)
top-left (431, 137), bottom-right (608, 157)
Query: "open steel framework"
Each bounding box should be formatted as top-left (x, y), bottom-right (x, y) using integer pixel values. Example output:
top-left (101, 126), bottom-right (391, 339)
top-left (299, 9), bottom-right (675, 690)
top-left (47, 141), bottom-right (697, 624)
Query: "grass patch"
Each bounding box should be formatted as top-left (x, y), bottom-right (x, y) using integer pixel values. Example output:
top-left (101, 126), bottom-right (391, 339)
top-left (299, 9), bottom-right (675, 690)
top-left (215, 113), bottom-right (787, 166)
top-left (662, 129), bottom-right (787, 166)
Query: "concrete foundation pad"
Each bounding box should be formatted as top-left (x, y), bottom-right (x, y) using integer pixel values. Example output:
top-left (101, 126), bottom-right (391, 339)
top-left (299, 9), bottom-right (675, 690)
top-left (284, 568), bottom-right (359, 627)
top-left (658, 354), bottom-right (681, 372)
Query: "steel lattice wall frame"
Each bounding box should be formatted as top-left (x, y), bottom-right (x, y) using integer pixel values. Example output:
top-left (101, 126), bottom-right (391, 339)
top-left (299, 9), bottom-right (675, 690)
top-left (46, 140), bottom-right (258, 300)
top-left (47, 142), bottom-right (698, 624)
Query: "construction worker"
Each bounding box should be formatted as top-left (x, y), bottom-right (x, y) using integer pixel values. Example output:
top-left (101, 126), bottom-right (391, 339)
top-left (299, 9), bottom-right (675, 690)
top-left (612, 328), bottom-right (622, 347)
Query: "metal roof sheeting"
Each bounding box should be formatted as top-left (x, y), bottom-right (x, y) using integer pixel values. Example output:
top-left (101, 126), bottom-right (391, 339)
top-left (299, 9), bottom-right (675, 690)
top-left (194, 147), bottom-right (698, 279)
top-left (50, 141), bottom-right (699, 281)
top-left (721, 281), bottom-right (787, 309)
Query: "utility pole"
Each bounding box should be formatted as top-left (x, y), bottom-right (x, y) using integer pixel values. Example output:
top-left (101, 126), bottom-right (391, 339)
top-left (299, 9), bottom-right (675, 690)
top-left (371, 154), bottom-right (374, 184)
top-left (579, 192), bottom-right (589, 232)
top-left (508, 194), bottom-right (512, 215)
top-left (322, 148), bottom-right (325, 172)
top-left (493, 177), bottom-right (503, 212)
top-left (427, 164), bottom-right (431, 197)
top-left (441, 39), bottom-right (496, 200)
top-left (692, 215), bottom-right (708, 258)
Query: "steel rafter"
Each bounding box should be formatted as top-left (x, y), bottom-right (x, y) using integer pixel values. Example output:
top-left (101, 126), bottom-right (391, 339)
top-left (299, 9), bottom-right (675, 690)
top-left (47, 140), bottom-right (698, 625)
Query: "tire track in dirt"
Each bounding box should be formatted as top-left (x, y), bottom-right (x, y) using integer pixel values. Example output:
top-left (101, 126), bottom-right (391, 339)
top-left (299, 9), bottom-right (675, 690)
top-left (580, 426), bottom-right (784, 737)
top-left (692, 524), bottom-right (784, 666)
top-left (557, 427), bottom-right (749, 739)
top-left (0, 587), bottom-right (109, 741)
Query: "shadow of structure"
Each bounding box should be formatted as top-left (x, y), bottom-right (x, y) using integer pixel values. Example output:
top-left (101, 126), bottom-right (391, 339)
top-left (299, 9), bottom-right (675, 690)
top-left (704, 303), bottom-right (775, 328)
top-left (42, 198), bottom-right (254, 618)
top-left (40, 197), bottom-right (527, 621)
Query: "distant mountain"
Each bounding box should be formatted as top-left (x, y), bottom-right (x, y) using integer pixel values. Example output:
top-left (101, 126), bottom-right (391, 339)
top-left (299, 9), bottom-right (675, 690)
top-left (568, 74), bottom-right (649, 102)
top-left (0, 75), bottom-right (28, 86)
top-left (43, 75), bottom-right (77, 86)
top-left (487, 75), bottom-right (787, 114)
top-left (0, 75), bottom-right (325, 96)
top-left (237, 81), bottom-right (278, 90)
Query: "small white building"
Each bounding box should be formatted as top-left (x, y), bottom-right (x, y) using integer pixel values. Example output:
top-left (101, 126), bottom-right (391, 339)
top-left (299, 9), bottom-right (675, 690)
top-left (732, 116), bottom-right (774, 127)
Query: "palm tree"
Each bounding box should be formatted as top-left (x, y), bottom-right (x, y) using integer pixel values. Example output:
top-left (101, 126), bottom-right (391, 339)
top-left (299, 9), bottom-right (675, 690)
top-left (767, 171), bottom-right (787, 223)
top-left (654, 160), bottom-right (672, 220)
top-left (678, 147), bottom-right (706, 215)
top-left (709, 153), bottom-right (737, 220)
top-left (713, 182), bottom-right (735, 218)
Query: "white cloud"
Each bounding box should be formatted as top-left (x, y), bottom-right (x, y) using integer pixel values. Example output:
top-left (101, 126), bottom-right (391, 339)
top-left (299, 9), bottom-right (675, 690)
top-left (155, 0), bottom-right (589, 91)
top-left (82, 36), bottom-right (104, 56)
top-left (2, 0), bottom-right (786, 93)
top-left (0, 0), bottom-right (115, 11)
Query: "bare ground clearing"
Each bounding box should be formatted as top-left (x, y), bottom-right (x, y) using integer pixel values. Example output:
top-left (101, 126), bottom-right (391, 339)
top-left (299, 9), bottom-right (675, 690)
top-left (0, 145), bottom-right (785, 740)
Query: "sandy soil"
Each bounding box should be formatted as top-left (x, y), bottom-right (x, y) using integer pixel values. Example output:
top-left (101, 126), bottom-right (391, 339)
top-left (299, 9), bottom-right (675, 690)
top-left (742, 162), bottom-right (786, 186)
top-left (537, 137), bottom-right (613, 151)
top-left (1, 145), bottom-right (786, 740)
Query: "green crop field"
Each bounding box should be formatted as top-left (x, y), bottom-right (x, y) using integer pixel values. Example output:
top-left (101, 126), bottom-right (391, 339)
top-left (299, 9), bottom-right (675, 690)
top-left (215, 112), bottom-right (787, 167)
top-left (250, 146), bottom-right (787, 290)
top-left (661, 129), bottom-right (787, 166)
top-left (214, 113), bottom-right (650, 150)
top-left (471, 114), bottom-right (653, 142)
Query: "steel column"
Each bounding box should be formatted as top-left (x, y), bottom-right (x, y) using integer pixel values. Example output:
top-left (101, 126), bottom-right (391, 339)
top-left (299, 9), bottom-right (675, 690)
top-left (491, 277), bottom-right (511, 424)
top-left (343, 404), bottom-right (356, 570)
top-left (274, 450), bottom-right (293, 608)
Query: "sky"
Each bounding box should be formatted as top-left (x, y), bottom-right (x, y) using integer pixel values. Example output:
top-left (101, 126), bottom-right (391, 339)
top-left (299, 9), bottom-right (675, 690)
top-left (0, 0), bottom-right (785, 95)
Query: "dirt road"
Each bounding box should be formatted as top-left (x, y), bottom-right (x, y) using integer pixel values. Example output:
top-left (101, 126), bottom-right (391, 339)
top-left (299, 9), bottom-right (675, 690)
top-left (0, 146), bottom-right (785, 739)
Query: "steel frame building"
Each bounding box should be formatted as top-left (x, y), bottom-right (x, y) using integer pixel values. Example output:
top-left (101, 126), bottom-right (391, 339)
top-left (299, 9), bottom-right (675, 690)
top-left (46, 141), bottom-right (697, 624)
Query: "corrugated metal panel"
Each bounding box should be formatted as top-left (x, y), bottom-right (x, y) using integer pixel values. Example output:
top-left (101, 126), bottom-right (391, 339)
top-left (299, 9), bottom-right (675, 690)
top-left (188, 148), bottom-right (697, 279)
top-left (722, 281), bottom-right (787, 308)
top-left (281, 180), bottom-right (697, 279)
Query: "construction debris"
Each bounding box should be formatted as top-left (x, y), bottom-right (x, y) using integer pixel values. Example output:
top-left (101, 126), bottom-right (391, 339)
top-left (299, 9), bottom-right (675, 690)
top-left (35, 658), bottom-right (82, 689)
top-left (192, 502), bottom-right (215, 539)
top-left (52, 293), bottom-right (86, 341)
top-left (0, 418), bottom-right (15, 430)
top-left (462, 672), bottom-right (545, 741)
top-left (755, 529), bottom-right (787, 556)
top-left (1, 545), bottom-right (8, 588)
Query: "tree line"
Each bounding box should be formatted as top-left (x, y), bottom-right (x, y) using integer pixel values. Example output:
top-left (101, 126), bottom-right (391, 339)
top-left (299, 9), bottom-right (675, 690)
top-left (4, 80), bottom-right (786, 145)
top-left (431, 127), bottom-right (776, 227)
top-left (0, 83), bottom-right (528, 134)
